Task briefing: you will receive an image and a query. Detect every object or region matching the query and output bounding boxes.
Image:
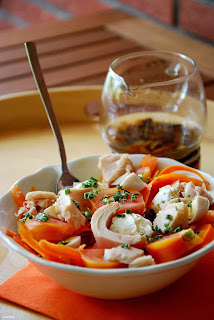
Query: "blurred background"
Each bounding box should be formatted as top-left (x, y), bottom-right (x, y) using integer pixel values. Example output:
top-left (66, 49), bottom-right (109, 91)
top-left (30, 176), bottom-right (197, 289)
top-left (0, 0), bottom-right (213, 43)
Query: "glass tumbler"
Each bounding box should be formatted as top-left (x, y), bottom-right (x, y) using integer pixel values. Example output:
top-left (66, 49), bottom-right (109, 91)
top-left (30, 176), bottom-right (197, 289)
top-left (100, 52), bottom-right (207, 168)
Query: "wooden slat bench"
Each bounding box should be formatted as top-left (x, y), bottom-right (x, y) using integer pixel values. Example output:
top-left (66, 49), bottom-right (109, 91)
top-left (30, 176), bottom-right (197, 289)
top-left (0, 9), bottom-right (213, 99)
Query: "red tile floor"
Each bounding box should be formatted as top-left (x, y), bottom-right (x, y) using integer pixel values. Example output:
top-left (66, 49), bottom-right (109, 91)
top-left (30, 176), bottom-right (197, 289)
top-left (0, 0), bottom-right (112, 30)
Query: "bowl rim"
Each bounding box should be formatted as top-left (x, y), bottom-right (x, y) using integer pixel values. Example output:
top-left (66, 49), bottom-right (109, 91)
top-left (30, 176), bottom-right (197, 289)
top-left (0, 154), bottom-right (214, 276)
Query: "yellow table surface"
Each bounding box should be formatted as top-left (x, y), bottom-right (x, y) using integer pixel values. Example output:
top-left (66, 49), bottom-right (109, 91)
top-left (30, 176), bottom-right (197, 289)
top-left (0, 86), bottom-right (213, 319)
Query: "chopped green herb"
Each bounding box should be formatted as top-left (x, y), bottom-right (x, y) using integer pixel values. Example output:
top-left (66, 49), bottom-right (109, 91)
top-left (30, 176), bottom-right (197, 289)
top-left (138, 174), bottom-right (144, 180)
top-left (19, 212), bottom-right (33, 222)
top-left (82, 209), bottom-right (93, 219)
top-left (125, 209), bottom-right (132, 214)
top-left (177, 198), bottom-right (181, 203)
top-left (113, 191), bottom-right (128, 203)
top-left (175, 206), bottom-right (178, 211)
top-left (165, 214), bottom-right (172, 220)
top-left (140, 231), bottom-right (145, 236)
top-left (65, 188), bottom-right (70, 195)
top-left (58, 241), bottom-right (69, 245)
top-left (146, 234), bottom-right (163, 242)
top-left (152, 225), bottom-right (161, 233)
top-left (164, 222), bottom-right (170, 227)
top-left (131, 194), bottom-right (137, 201)
top-left (173, 225), bottom-right (182, 233)
top-left (163, 227), bottom-right (173, 234)
top-left (36, 212), bottom-right (49, 222)
top-left (72, 199), bottom-right (79, 208)
top-left (186, 194), bottom-right (191, 198)
top-left (195, 231), bottom-right (200, 235)
top-left (122, 190), bottom-right (128, 197)
top-left (82, 177), bottom-right (98, 188)
top-left (121, 243), bottom-right (130, 249)
top-left (84, 190), bottom-right (97, 199)
top-left (116, 184), bottom-right (123, 190)
top-left (186, 203), bottom-right (192, 208)
top-left (38, 254), bottom-right (44, 258)
top-left (102, 198), bottom-right (111, 204)
top-left (93, 189), bottom-right (100, 194)
top-left (145, 177), bottom-right (150, 183)
top-left (171, 197), bottom-right (175, 200)
top-left (117, 213), bottom-right (125, 218)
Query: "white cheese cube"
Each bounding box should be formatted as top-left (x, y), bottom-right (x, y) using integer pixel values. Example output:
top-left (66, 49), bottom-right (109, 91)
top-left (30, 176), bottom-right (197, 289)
top-left (120, 172), bottom-right (146, 191)
top-left (189, 195), bottom-right (209, 223)
top-left (104, 246), bottom-right (144, 264)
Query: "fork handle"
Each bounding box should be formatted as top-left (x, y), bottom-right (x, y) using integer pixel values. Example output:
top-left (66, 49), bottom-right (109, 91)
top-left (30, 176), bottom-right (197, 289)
top-left (24, 41), bottom-right (69, 172)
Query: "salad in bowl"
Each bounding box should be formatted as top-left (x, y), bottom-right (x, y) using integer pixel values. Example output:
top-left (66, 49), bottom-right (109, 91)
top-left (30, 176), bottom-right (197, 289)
top-left (1, 154), bottom-right (214, 299)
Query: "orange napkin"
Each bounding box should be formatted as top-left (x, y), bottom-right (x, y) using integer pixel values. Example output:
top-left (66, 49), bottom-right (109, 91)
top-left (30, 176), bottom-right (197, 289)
top-left (0, 251), bottom-right (214, 320)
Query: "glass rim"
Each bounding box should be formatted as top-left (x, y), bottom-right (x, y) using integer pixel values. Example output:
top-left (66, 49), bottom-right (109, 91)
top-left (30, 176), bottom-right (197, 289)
top-left (109, 51), bottom-right (197, 91)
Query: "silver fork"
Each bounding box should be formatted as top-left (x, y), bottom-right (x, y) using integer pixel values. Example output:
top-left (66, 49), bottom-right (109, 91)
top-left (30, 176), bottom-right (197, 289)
top-left (24, 41), bottom-right (79, 193)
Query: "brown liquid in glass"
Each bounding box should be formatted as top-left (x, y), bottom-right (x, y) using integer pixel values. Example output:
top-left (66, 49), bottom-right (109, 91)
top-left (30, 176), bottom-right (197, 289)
top-left (103, 111), bottom-right (201, 169)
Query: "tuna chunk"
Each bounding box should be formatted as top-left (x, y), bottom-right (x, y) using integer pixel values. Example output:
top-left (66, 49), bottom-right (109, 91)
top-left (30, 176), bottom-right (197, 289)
top-left (182, 181), bottom-right (213, 204)
top-left (129, 255), bottom-right (155, 268)
top-left (91, 202), bottom-right (147, 248)
top-left (104, 245), bottom-right (144, 264)
top-left (153, 201), bottom-right (189, 232)
top-left (25, 191), bottom-right (57, 210)
top-left (98, 154), bottom-right (133, 184)
top-left (44, 190), bottom-right (86, 230)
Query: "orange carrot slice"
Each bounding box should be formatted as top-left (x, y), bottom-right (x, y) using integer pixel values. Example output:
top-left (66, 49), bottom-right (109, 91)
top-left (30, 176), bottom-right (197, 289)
top-left (39, 239), bottom-right (84, 267)
top-left (135, 155), bottom-right (158, 181)
top-left (195, 224), bottom-right (214, 248)
top-left (12, 185), bottom-right (25, 207)
top-left (159, 165), bottom-right (209, 189)
top-left (145, 229), bottom-right (203, 263)
top-left (25, 218), bottom-right (74, 242)
top-left (18, 222), bottom-right (65, 263)
top-left (79, 246), bottom-right (123, 269)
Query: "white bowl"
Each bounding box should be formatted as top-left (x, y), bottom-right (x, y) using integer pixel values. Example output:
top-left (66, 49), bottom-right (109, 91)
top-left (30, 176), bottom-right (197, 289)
top-left (0, 154), bottom-right (214, 300)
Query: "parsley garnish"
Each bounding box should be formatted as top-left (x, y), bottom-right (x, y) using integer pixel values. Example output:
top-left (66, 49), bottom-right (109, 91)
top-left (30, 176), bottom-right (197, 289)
top-left (146, 234), bottom-right (163, 242)
top-left (145, 177), bottom-right (150, 183)
top-left (113, 191), bottom-right (128, 203)
top-left (58, 241), bottom-right (69, 245)
top-left (65, 188), bottom-right (70, 195)
top-left (82, 177), bottom-right (98, 188)
top-left (174, 225), bottom-right (182, 233)
top-left (186, 203), bottom-right (192, 207)
top-left (116, 184), bottom-right (123, 190)
top-left (125, 209), bottom-right (132, 214)
top-left (163, 227), bottom-right (173, 234)
top-left (19, 212), bottom-right (33, 222)
top-left (177, 198), bottom-right (181, 202)
top-left (117, 213), bottom-right (125, 218)
top-left (82, 209), bottom-right (93, 219)
top-left (121, 243), bottom-right (130, 249)
top-left (36, 212), bottom-right (49, 222)
top-left (131, 194), bottom-right (137, 201)
top-left (102, 198), bottom-right (111, 204)
top-left (84, 190), bottom-right (97, 199)
top-left (152, 225), bottom-right (161, 232)
top-left (72, 199), bottom-right (79, 208)
top-left (165, 214), bottom-right (172, 220)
